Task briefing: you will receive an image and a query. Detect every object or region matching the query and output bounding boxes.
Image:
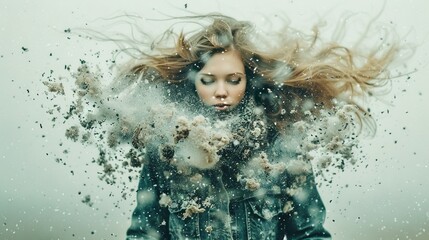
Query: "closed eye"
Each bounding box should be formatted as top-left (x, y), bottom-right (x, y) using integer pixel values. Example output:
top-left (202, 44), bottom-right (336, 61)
top-left (228, 77), bottom-right (241, 85)
top-left (200, 77), bottom-right (214, 85)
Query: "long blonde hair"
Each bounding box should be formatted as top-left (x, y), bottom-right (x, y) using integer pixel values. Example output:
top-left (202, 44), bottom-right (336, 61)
top-left (121, 14), bottom-right (398, 133)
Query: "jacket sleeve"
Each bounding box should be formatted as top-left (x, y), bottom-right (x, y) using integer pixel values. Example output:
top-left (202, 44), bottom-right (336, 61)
top-left (126, 152), bottom-right (170, 240)
top-left (282, 172), bottom-right (332, 240)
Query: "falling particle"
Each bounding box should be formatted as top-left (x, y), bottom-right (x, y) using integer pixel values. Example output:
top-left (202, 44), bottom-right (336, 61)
top-left (39, 123), bottom-right (43, 128)
top-left (64, 28), bottom-right (71, 33)
top-left (81, 194), bottom-right (94, 207)
top-left (43, 81), bottom-right (65, 95)
top-left (185, 3), bottom-right (188, 8)
top-left (21, 47), bottom-right (29, 52)
top-left (65, 126), bottom-right (79, 142)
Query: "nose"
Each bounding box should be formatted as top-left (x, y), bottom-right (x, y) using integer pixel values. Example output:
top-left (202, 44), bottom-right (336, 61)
top-left (214, 82), bottom-right (227, 99)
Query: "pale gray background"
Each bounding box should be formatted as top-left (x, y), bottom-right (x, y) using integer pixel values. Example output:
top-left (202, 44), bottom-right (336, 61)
top-left (1, 0), bottom-right (428, 239)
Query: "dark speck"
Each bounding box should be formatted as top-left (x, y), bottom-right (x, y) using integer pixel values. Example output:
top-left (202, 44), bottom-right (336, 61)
top-left (21, 47), bottom-right (29, 52)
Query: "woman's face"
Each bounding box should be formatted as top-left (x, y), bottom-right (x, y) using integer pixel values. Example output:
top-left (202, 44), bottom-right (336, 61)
top-left (195, 50), bottom-right (247, 111)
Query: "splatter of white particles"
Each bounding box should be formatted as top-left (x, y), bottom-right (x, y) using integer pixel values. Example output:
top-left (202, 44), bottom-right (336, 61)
top-left (44, 63), bottom-right (361, 198)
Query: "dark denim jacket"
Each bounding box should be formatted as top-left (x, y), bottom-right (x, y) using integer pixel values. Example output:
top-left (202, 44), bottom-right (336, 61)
top-left (126, 147), bottom-right (331, 240)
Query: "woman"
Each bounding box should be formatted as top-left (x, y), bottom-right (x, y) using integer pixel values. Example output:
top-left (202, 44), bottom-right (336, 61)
top-left (122, 14), bottom-right (397, 239)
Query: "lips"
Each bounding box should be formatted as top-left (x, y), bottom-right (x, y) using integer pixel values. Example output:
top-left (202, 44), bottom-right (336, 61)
top-left (213, 103), bottom-right (231, 111)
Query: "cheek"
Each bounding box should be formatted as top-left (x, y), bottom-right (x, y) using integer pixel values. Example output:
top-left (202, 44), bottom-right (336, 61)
top-left (235, 82), bottom-right (247, 100)
top-left (195, 85), bottom-right (212, 102)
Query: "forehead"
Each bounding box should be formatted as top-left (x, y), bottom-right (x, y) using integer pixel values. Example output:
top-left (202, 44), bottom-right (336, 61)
top-left (199, 50), bottom-right (245, 75)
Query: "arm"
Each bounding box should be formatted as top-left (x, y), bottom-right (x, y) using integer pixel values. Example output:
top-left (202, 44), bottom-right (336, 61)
top-left (282, 172), bottom-right (331, 240)
top-left (126, 153), bottom-right (170, 240)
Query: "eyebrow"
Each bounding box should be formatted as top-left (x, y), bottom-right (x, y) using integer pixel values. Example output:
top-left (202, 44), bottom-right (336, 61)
top-left (199, 72), bottom-right (245, 77)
